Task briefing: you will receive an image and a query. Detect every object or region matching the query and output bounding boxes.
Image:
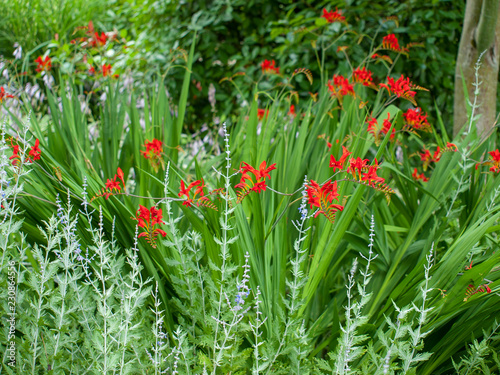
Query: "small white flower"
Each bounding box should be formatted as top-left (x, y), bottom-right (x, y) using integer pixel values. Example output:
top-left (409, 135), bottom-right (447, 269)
top-left (42, 72), bottom-right (54, 89)
top-left (13, 43), bottom-right (22, 60)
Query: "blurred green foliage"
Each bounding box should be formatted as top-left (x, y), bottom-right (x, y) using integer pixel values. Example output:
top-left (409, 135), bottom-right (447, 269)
top-left (0, 0), bottom-right (108, 54)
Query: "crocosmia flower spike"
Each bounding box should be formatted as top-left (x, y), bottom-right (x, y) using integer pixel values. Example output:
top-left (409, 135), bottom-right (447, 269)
top-left (476, 149), bottom-right (500, 173)
top-left (489, 149), bottom-right (500, 173)
top-left (261, 59), bottom-right (280, 74)
top-left (346, 158), bottom-right (394, 203)
top-left (412, 168), bottom-right (429, 183)
top-left (141, 138), bottom-right (163, 172)
top-left (306, 179), bottom-right (344, 224)
top-left (132, 205), bottom-right (167, 248)
top-left (403, 108), bottom-right (431, 133)
top-left (353, 67), bottom-right (374, 88)
top-left (178, 179), bottom-right (217, 210)
top-left (28, 139), bottom-right (42, 162)
top-left (102, 64), bottom-right (112, 77)
top-left (464, 283), bottom-right (492, 302)
top-left (321, 8), bottom-right (346, 24)
top-left (330, 146), bottom-right (352, 172)
top-left (35, 56), bottom-right (52, 72)
top-left (379, 75), bottom-right (428, 106)
top-left (91, 167), bottom-right (126, 201)
top-left (235, 161), bottom-right (276, 203)
top-left (0, 87), bottom-right (15, 103)
top-left (327, 74), bottom-right (355, 103)
top-left (382, 33), bottom-right (401, 52)
top-left (366, 113), bottom-right (395, 145)
top-left (257, 108), bottom-right (269, 120)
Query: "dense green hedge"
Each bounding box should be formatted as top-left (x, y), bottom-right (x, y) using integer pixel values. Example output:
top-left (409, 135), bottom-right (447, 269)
top-left (0, 0), bottom-right (465, 132)
top-left (105, 0), bottom-right (465, 133)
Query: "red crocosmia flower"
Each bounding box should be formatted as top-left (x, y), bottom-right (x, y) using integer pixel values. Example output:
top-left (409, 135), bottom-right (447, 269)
top-left (379, 75), bottom-right (416, 100)
top-left (420, 148), bottom-right (433, 171)
top-left (182, 199), bottom-right (194, 207)
top-left (432, 147), bottom-right (441, 163)
top-left (327, 142), bottom-right (332, 148)
top-left (333, 74), bottom-right (354, 96)
top-left (321, 8), bottom-right (345, 23)
top-left (382, 33), bottom-right (401, 51)
top-left (136, 205), bottom-right (150, 227)
top-left (87, 20), bottom-right (96, 34)
top-left (28, 139), bottom-right (41, 161)
top-left (353, 67), bottom-right (373, 86)
top-left (105, 175), bottom-right (121, 191)
top-left (420, 147), bottom-right (441, 171)
top-left (483, 149), bottom-right (500, 173)
top-left (328, 74), bottom-right (355, 101)
top-left (362, 163), bottom-right (385, 186)
top-left (86, 21), bottom-right (108, 47)
top-left (150, 206), bottom-right (163, 225)
top-left (35, 56), bottom-right (52, 72)
top-left (412, 168), bottom-right (429, 182)
top-left (142, 139), bottom-right (163, 157)
top-left (446, 142), bottom-right (458, 152)
top-left (403, 108), bottom-right (431, 132)
top-left (92, 32), bottom-right (108, 47)
top-left (102, 64), bottom-right (112, 77)
top-left (240, 162), bottom-right (257, 175)
top-left (0, 87), bottom-right (15, 103)
top-left (234, 172), bottom-right (251, 190)
top-left (261, 59), bottom-right (280, 74)
top-left (420, 149), bottom-right (432, 163)
top-left (381, 115), bottom-right (395, 140)
top-left (306, 179), bottom-right (344, 224)
top-left (489, 149), bottom-right (500, 163)
top-left (257, 108), bottom-right (269, 120)
top-left (367, 113), bottom-right (395, 145)
top-left (141, 139), bottom-right (163, 172)
top-left (367, 117), bottom-right (378, 135)
top-left (236, 161), bottom-right (276, 203)
top-left (465, 283), bottom-right (493, 301)
top-left (194, 179), bottom-right (205, 196)
top-left (255, 160), bottom-right (277, 180)
top-left (252, 181), bottom-right (267, 193)
top-left (348, 157), bottom-right (369, 180)
top-left (178, 180), bottom-right (198, 200)
top-left (9, 143), bottom-right (19, 165)
top-left (178, 179), bottom-right (217, 210)
top-left (94, 167), bottom-right (126, 200)
top-left (116, 167), bottom-right (125, 187)
top-left (289, 104), bottom-right (296, 117)
top-left (89, 66), bottom-right (96, 75)
top-left (330, 146), bottom-right (352, 172)
top-left (132, 205), bottom-right (167, 248)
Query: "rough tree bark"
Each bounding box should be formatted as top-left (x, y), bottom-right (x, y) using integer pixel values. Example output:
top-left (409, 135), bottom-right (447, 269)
top-left (453, 0), bottom-right (500, 137)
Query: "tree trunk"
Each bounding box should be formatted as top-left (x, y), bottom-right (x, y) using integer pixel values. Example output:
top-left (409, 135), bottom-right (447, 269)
top-left (453, 0), bottom-right (500, 138)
